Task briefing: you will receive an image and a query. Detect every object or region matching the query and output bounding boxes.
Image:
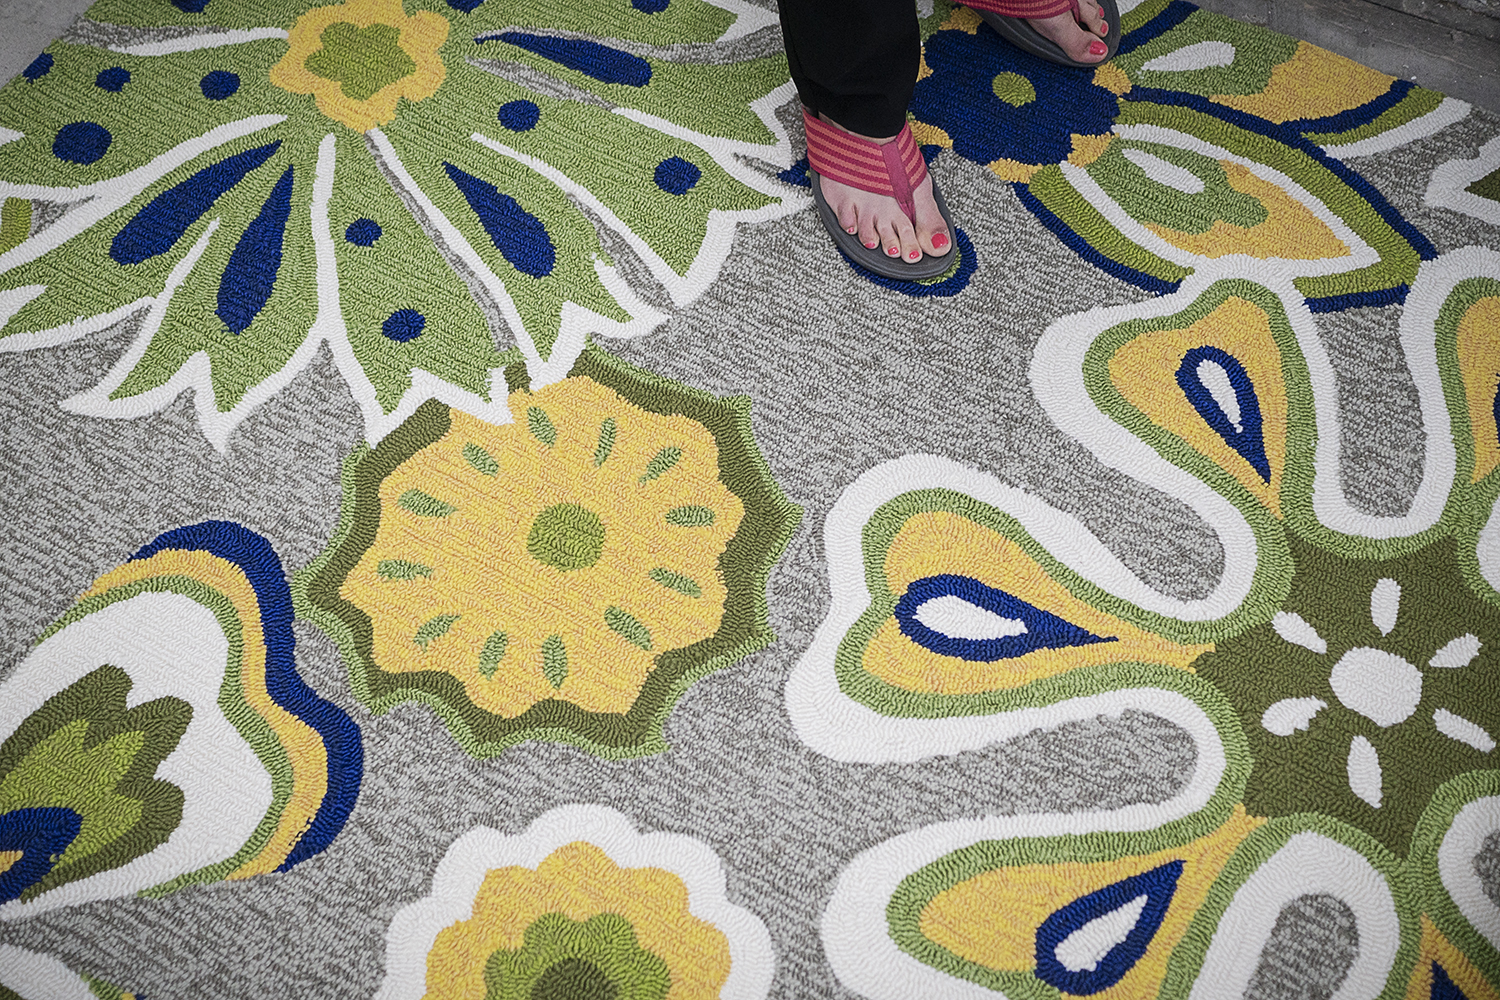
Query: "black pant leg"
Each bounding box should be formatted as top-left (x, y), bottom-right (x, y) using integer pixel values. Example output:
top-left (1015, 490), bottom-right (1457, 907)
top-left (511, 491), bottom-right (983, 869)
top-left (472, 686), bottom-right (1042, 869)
top-left (776, 0), bottom-right (920, 138)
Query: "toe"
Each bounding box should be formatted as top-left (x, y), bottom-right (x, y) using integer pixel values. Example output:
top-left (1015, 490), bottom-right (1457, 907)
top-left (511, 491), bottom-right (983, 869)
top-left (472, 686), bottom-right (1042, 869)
top-left (893, 217), bottom-right (924, 264)
top-left (857, 214), bottom-right (880, 250)
top-left (876, 219), bottom-right (902, 259)
top-left (835, 201), bottom-right (858, 235)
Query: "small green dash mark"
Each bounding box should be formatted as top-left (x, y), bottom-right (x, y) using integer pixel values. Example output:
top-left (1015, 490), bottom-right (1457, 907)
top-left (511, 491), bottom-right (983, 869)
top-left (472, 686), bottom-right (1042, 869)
top-left (414, 614), bottom-right (461, 650)
top-left (648, 567), bottom-right (702, 598)
top-left (527, 406), bottom-right (557, 446)
top-left (542, 635), bottom-right (568, 687)
top-left (665, 505), bottom-right (714, 527)
top-left (478, 630), bottom-right (508, 679)
top-left (604, 606), bottom-right (653, 651)
top-left (399, 489), bottom-right (456, 517)
top-left (639, 446), bottom-right (682, 483)
top-left (463, 442), bottom-right (499, 476)
top-left (594, 417), bottom-right (617, 467)
top-left (378, 559), bottom-right (434, 580)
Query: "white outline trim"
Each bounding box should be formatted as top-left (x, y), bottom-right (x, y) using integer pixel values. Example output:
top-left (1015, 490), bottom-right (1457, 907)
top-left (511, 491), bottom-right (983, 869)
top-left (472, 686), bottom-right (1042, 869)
top-left (1437, 794), bottom-right (1500, 953)
top-left (1426, 132), bottom-right (1500, 226)
top-left (1321, 97), bottom-right (1470, 160)
top-left (1189, 832), bottom-right (1399, 1000)
top-left (106, 27), bottom-right (288, 56)
top-left (0, 946), bottom-right (95, 1000)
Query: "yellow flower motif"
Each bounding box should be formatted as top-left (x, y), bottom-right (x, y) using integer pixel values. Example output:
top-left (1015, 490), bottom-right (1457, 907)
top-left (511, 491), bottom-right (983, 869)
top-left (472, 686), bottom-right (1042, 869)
top-left (424, 841), bottom-right (733, 1000)
top-left (270, 0), bottom-right (448, 133)
top-left (340, 376), bottom-right (743, 718)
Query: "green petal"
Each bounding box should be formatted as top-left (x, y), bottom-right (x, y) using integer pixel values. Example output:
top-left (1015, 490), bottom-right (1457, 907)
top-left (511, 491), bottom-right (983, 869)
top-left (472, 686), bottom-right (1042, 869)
top-left (400, 489), bottom-right (457, 517)
top-left (604, 606), bottom-right (653, 651)
top-left (414, 614), bottom-right (461, 650)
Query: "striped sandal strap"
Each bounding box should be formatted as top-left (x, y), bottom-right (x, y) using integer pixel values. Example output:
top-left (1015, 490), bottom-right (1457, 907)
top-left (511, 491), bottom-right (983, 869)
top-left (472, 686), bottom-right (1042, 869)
top-left (802, 110), bottom-right (928, 222)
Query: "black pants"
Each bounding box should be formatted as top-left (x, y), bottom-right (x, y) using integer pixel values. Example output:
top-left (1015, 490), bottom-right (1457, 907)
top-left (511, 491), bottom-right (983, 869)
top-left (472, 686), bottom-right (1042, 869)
top-left (776, 0), bottom-right (920, 139)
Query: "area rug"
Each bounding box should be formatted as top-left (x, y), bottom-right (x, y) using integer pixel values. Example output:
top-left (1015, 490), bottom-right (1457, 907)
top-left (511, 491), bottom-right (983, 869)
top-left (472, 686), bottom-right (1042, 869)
top-left (1, 0), bottom-right (1499, 995)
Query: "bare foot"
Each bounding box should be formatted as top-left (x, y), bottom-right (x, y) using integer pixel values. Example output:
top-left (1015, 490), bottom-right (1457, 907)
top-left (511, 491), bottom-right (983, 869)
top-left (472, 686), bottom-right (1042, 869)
top-left (1026, 0), bottom-right (1110, 63)
top-left (814, 114), bottom-right (952, 266)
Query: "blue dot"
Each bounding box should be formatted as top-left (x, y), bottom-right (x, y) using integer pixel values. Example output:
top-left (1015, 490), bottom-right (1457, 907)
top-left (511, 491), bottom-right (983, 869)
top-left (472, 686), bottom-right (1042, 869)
top-left (22, 53), bottom-right (52, 82)
top-left (345, 218), bottom-right (382, 246)
top-left (200, 70), bottom-right (239, 100)
top-left (382, 309), bottom-right (426, 342)
top-left (95, 67), bottom-right (131, 92)
top-left (446, 0), bottom-right (483, 9)
top-left (498, 100), bottom-right (540, 132)
top-left (53, 122), bottom-right (112, 165)
top-left (171, 0), bottom-right (211, 11)
top-left (653, 156), bottom-right (700, 195)
top-left (633, 0), bottom-right (670, 10)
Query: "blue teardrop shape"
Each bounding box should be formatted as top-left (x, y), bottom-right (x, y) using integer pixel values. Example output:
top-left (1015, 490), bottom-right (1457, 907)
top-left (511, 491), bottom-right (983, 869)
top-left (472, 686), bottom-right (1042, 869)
top-left (1176, 345), bottom-right (1272, 483)
top-left (1431, 963), bottom-right (1470, 1000)
top-left (447, 0), bottom-right (483, 10)
top-left (23, 53), bottom-right (52, 81)
top-left (443, 163), bottom-right (555, 278)
top-left (0, 807), bottom-right (83, 903)
top-left (1034, 861), bottom-right (1183, 995)
top-left (217, 166), bottom-right (293, 334)
top-left (111, 141), bottom-right (281, 265)
top-left (893, 574), bottom-right (1115, 662)
top-left (491, 32), bottom-right (651, 87)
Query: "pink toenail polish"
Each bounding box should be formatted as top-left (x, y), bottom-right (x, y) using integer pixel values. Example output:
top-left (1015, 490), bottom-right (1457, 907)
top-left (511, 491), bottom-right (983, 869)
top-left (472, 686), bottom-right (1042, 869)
top-left (931, 232), bottom-right (949, 250)
top-left (1089, 40), bottom-right (1107, 55)
top-left (865, 240), bottom-right (878, 249)
top-left (847, 226), bottom-right (857, 234)
top-left (887, 246), bottom-right (900, 256)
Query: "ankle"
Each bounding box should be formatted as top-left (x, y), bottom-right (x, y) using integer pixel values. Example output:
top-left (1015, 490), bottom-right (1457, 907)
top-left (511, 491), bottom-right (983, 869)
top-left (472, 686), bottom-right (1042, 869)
top-left (817, 112), bottom-right (899, 146)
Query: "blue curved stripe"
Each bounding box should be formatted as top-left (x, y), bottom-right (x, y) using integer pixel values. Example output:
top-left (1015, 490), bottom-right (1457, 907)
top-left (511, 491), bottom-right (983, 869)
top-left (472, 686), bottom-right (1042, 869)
top-left (1035, 861), bottom-right (1183, 994)
top-left (1014, 183), bottom-right (1182, 295)
top-left (491, 32), bottom-right (651, 86)
top-left (0, 807), bottom-right (82, 902)
top-left (1305, 284), bottom-right (1408, 313)
top-left (1285, 79), bottom-right (1414, 136)
top-left (444, 163), bottom-right (556, 278)
top-left (1120, 88), bottom-right (1437, 263)
top-left (217, 166), bottom-right (293, 334)
top-left (110, 141), bottom-right (281, 265)
top-left (894, 574), bottom-right (1115, 662)
top-left (131, 521), bottom-right (362, 871)
top-left (1116, 0), bottom-right (1197, 56)
top-left (1177, 345), bottom-right (1271, 481)
top-left (847, 228), bottom-right (978, 298)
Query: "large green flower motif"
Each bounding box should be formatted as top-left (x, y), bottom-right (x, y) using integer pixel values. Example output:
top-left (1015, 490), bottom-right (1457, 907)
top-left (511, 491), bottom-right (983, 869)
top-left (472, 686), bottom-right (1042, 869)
top-left (0, 0), bottom-right (799, 448)
top-left (793, 249), bottom-right (1500, 997)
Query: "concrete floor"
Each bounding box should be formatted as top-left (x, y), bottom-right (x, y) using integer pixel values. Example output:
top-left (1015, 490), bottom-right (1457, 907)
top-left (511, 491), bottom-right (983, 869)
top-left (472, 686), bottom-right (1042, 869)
top-left (0, 0), bottom-right (1497, 110)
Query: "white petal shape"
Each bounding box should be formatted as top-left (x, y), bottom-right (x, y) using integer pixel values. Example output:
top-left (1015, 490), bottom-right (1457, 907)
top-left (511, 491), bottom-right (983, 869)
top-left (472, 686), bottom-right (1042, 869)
top-left (1347, 735), bottom-right (1383, 808)
top-left (0, 126), bottom-right (21, 148)
top-left (0, 592), bottom-right (272, 921)
top-left (1370, 577), bottom-right (1401, 635)
top-left (1141, 40), bottom-right (1236, 72)
top-left (1329, 647), bottom-right (1421, 726)
top-left (1434, 708), bottom-right (1495, 752)
top-left (1055, 894), bottom-right (1148, 972)
top-left (0, 283), bottom-right (45, 329)
top-left (1122, 147), bottom-right (1205, 195)
top-left (1261, 697), bottom-right (1327, 736)
top-left (1272, 611), bottom-right (1327, 654)
top-left (1430, 633), bottom-right (1481, 669)
top-left (1196, 358), bottom-right (1243, 432)
top-left (0, 946), bottom-right (96, 1000)
top-left (914, 595), bottom-right (1027, 641)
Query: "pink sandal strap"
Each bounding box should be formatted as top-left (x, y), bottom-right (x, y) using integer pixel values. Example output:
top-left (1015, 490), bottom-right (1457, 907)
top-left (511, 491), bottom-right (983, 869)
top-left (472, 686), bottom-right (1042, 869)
top-left (963, 0), bottom-right (1075, 16)
top-left (803, 110), bottom-right (928, 222)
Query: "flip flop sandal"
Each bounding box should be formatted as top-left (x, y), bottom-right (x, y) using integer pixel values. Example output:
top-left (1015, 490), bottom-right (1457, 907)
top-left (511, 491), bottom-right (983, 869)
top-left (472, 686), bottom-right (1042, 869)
top-left (803, 110), bottom-right (959, 282)
top-left (970, 0), bottom-right (1121, 69)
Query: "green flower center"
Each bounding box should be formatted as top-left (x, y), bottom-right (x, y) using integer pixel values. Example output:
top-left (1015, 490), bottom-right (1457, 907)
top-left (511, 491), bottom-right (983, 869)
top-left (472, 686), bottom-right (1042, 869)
top-left (304, 22), bottom-right (415, 101)
top-left (991, 72), bottom-right (1036, 107)
top-left (531, 958), bottom-right (616, 1000)
top-left (527, 503), bottom-right (606, 571)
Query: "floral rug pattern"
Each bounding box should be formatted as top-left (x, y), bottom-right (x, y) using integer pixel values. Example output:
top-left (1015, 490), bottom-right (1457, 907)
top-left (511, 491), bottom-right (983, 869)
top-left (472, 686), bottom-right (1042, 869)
top-left (1, 0), bottom-right (1499, 997)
